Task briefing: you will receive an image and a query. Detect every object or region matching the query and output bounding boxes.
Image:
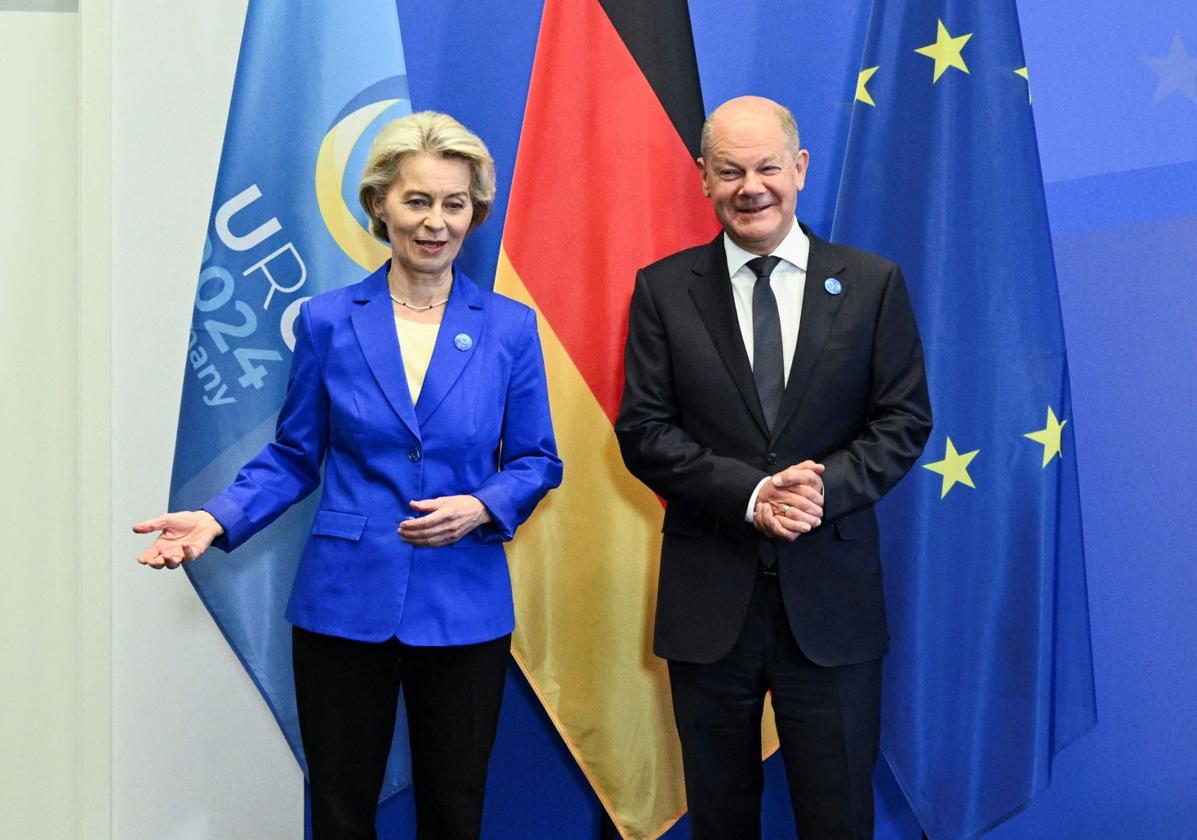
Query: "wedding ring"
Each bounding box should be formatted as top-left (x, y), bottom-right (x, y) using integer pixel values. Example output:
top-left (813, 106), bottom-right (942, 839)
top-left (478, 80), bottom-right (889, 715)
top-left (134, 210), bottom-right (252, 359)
top-left (781, 504), bottom-right (790, 516)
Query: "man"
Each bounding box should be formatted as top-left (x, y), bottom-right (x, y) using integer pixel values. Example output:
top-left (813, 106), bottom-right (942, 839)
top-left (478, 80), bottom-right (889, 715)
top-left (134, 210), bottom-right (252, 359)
top-left (615, 96), bottom-right (932, 839)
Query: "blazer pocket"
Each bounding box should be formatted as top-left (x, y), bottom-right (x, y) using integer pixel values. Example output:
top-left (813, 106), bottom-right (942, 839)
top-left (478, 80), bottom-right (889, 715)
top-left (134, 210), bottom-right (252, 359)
top-left (834, 509), bottom-right (879, 541)
top-left (311, 510), bottom-right (368, 541)
top-left (661, 517), bottom-right (706, 539)
top-left (823, 340), bottom-right (866, 352)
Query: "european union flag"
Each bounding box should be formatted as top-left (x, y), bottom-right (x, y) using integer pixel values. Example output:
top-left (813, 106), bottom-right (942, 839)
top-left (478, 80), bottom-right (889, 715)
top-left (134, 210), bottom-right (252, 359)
top-left (168, 0), bottom-right (413, 799)
top-left (831, 2), bottom-right (1097, 837)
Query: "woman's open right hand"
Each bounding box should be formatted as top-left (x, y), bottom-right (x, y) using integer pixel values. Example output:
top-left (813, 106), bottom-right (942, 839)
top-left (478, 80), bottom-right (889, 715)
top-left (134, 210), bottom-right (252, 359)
top-left (132, 510), bottom-right (225, 569)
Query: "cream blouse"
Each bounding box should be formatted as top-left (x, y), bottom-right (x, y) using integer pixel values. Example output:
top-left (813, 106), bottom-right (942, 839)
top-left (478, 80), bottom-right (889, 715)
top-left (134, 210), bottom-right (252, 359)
top-left (393, 316), bottom-right (441, 403)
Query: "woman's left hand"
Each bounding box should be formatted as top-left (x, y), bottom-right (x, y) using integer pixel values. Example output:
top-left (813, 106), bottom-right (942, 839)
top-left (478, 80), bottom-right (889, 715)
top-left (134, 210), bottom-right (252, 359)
top-left (399, 495), bottom-right (493, 546)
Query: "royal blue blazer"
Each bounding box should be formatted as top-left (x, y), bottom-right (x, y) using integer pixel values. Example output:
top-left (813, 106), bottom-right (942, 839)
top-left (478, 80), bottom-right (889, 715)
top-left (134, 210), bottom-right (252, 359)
top-left (203, 263), bottom-right (562, 646)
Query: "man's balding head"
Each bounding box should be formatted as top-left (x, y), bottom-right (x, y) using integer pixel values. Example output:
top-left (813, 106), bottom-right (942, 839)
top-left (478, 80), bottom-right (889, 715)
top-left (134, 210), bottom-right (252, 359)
top-left (697, 96), bottom-right (809, 255)
top-left (700, 96), bottom-right (801, 161)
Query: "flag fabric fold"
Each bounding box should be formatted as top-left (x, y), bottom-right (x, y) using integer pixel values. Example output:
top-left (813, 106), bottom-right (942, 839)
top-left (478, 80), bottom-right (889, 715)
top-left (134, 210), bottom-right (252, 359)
top-left (831, 2), bottom-right (1097, 837)
top-left (169, 0), bottom-right (413, 798)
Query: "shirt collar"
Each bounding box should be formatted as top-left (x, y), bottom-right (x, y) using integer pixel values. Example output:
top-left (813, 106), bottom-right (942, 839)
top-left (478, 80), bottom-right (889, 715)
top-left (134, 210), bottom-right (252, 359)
top-left (723, 218), bottom-right (809, 279)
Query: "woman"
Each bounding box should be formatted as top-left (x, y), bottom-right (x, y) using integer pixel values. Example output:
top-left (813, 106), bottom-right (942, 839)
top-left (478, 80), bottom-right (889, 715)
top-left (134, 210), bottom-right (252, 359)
top-left (134, 111), bottom-right (562, 838)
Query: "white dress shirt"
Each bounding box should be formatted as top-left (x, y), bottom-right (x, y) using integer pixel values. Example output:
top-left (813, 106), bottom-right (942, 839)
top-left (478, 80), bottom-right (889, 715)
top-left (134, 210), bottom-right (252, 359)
top-left (724, 219), bottom-right (812, 521)
top-left (725, 218), bottom-right (809, 385)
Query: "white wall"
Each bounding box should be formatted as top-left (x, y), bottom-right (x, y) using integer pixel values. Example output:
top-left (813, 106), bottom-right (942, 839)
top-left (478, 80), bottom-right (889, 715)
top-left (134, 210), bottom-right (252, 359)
top-left (3, 2), bottom-right (353, 835)
top-left (0, 10), bottom-right (82, 840)
top-left (109, 1), bottom-right (302, 838)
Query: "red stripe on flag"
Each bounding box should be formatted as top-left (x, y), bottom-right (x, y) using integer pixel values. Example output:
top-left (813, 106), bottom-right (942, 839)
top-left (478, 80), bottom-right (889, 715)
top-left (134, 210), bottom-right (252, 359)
top-left (503, 0), bottom-right (719, 423)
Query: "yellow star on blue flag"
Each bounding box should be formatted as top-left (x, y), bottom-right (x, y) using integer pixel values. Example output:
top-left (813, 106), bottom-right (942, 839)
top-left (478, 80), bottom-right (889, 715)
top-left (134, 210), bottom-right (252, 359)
top-left (1025, 406), bottom-right (1067, 467)
top-left (922, 436), bottom-right (979, 497)
top-left (1015, 66), bottom-right (1031, 102)
top-left (915, 19), bottom-right (973, 83)
top-left (856, 66), bottom-right (880, 106)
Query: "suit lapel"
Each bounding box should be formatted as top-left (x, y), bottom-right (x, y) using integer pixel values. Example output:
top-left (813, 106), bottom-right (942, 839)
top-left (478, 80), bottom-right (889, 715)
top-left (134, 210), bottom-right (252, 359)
top-left (350, 263), bottom-right (421, 440)
top-left (415, 269), bottom-right (486, 426)
top-left (687, 236), bottom-right (771, 438)
top-left (774, 227), bottom-right (847, 439)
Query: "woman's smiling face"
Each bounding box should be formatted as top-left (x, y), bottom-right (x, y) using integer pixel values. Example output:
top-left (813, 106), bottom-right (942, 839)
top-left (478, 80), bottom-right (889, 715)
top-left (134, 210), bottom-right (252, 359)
top-left (373, 152), bottom-right (474, 284)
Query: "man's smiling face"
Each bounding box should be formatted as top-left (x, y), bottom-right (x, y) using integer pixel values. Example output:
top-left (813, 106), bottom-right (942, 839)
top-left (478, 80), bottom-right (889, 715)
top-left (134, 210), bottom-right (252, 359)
top-left (699, 97), bottom-right (808, 255)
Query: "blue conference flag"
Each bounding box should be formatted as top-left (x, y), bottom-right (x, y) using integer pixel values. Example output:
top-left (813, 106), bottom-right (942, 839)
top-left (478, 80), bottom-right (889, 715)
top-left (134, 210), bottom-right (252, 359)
top-left (831, 2), bottom-right (1097, 837)
top-left (168, 0), bottom-right (413, 798)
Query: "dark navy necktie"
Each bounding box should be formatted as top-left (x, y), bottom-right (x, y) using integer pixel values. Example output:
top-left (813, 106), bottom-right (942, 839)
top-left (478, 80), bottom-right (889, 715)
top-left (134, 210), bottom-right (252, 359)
top-left (748, 255), bottom-right (784, 432)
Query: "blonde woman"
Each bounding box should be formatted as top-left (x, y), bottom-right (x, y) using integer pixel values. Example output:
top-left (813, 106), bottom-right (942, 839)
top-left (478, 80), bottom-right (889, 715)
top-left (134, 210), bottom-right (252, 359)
top-left (135, 112), bottom-right (561, 838)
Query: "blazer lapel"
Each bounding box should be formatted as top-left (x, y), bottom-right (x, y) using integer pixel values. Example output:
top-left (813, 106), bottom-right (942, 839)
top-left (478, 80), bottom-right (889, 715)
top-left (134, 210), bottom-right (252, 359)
top-left (415, 269), bottom-right (487, 426)
top-left (687, 236), bottom-right (771, 438)
top-left (774, 227), bottom-right (847, 438)
top-left (349, 263), bottom-right (421, 440)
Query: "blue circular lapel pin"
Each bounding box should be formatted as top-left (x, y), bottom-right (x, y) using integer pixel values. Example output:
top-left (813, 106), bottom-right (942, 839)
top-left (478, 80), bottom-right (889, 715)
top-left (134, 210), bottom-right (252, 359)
top-left (454, 333), bottom-right (473, 351)
top-left (824, 277), bottom-right (842, 295)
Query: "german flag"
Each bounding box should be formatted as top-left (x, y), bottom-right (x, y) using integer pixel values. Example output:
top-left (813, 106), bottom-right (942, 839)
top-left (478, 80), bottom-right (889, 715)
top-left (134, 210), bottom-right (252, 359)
top-left (495, 1), bottom-right (778, 836)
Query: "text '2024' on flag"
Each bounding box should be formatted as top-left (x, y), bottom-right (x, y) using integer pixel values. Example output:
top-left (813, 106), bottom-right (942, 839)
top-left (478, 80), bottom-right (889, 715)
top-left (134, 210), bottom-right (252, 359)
top-left (169, 0), bottom-right (414, 801)
top-left (832, 1), bottom-right (1097, 837)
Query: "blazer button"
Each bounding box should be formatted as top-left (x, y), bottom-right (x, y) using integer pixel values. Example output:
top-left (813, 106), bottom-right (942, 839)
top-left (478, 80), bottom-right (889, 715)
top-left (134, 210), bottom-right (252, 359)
top-left (408, 449), bottom-right (422, 462)
top-left (766, 453), bottom-right (779, 465)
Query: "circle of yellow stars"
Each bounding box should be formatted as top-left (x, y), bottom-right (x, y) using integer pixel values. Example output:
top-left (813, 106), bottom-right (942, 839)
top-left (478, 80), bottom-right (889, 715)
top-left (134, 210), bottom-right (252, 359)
top-left (853, 18), bottom-right (1032, 107)
top-left (922, 406), bottom-right (1068, 498)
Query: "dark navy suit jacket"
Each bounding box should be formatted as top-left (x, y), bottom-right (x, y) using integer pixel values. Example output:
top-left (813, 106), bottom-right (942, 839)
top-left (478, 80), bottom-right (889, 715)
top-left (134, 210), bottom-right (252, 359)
top-left (616, 226), bottom-right (931, 666)
top-left (205, 263), bottom-right (562, 645)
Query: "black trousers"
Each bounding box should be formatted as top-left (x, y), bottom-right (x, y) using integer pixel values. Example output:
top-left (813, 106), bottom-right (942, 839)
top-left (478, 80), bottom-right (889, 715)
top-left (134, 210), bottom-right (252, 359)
top-left (292, 626), bottom-right (511, 840)
top-left (668, 568), bottom-right (882, 840)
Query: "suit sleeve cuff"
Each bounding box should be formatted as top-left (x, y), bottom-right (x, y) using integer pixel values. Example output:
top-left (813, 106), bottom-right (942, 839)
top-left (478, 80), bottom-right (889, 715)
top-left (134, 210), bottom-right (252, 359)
top-left (744, 476), bottom-right (771, 523)
top-left (470, 488), bottom-right (515, 543)
top-left (201, 495), bottom-right (249, 553)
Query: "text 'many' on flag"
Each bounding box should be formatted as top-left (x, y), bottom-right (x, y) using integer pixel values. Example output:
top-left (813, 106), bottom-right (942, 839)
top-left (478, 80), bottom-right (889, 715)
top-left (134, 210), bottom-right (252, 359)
top-left (170, 0), bottom-right (414, 802)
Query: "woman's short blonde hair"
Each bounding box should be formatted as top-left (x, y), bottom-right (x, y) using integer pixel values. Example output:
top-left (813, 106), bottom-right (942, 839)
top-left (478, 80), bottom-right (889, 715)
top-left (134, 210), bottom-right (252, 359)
top-left (359, 111), bottom-right (497, 240)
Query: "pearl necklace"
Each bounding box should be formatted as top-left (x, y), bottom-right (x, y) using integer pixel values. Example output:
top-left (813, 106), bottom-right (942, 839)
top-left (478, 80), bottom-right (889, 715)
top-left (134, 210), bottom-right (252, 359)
top-left (390, 294), bottom-right (448, 312)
